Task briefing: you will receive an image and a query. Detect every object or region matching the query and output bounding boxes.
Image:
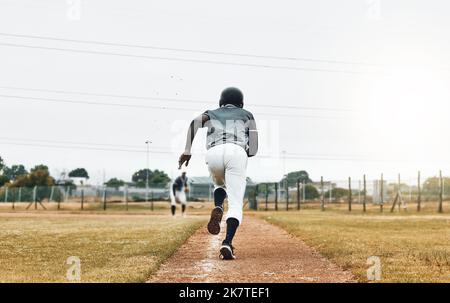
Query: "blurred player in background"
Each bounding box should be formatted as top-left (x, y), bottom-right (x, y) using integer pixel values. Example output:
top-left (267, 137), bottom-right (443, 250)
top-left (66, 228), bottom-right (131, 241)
top-left (178, 87), bottom-right (258, 260)
top-left (170, 171), bottom-right (189, 217)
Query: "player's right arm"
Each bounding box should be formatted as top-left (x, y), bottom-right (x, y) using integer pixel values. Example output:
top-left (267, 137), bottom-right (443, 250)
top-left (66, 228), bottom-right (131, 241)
top-left (178, 113), bottom-right (209, 169)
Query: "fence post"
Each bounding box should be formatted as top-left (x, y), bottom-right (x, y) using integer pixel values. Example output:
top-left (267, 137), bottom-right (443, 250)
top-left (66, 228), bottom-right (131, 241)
top-left (265, 183), bottom-right (268, 211)
top-left (33, 186), bottom-right (37, 210)
top-left (103, 187), bottom-right (107, 210)
top-left (253, 184), bottom-right (259, 211)
top-left (302, 181), bottom-right (306, 204)
top-left (13, 187), bottom-right (17, 210)
top-left (4, 187), bottom-right (8, 203)
top-left (321, 176), bottom-right (325, 211)
top-left (57, 187), bottom-right (61, 210)
top-left (348, 177), bottom-right (352, 212)
top-left (297, 179), bottom-right (300, 210)
top-left (274, 183), bottom-right (278, 211)
top-left (124, 185), bottom-right (128, 211)
top-left (151, 191), bottom-right (154, 211)
top-left (438, 170), bottom-right (443, 213)
top-left (81, 189), bottom-right (84, 210)
top-left (358, 180), bottom-right (361, 204)
top-left (286, 180), bottom-right (289, 211)
top-left (363, 175), bottom-right (367, 212)
top-left (380, 173), bottom-right (384, 212)
top-left (417, 171), bottom-right (421, 212)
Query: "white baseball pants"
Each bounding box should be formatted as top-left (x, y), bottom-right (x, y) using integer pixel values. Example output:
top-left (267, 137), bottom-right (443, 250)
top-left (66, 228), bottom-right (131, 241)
top-left (170, 189), bottom-right (187, 206)
top-left (205, 143), bottom-right (248, 224)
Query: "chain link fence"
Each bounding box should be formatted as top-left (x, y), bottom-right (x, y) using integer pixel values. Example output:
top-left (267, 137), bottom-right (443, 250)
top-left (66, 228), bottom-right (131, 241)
top-left (0, 172), bottom-right (448, 213)
top-left (249, 173), bottom-right (449, 213)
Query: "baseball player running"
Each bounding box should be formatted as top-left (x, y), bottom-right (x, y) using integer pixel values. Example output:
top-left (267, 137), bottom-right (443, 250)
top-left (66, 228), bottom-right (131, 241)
top-left (178, 87), bottom-right (258, 260)
top-left (170, 171), bottom-right (189, 217)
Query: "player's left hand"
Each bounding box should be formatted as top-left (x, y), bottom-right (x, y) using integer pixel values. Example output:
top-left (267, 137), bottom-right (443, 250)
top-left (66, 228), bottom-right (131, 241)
top-left (178, 153), bottom-right (191, 169)
top-left (184, 187), bottom-right (190, 193)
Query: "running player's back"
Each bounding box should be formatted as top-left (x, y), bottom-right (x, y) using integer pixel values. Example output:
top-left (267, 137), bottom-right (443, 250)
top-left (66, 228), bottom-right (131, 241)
top-left (204, 104), bottom-right (255, 151)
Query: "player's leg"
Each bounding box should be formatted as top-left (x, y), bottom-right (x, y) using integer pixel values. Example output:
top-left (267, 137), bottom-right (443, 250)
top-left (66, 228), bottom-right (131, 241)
top-left (205, 145), bottom-right (226, 235)
top-left (179, 190), bottom-right (187, 217)
top-left (207, 186), bottom-right (226, 234)
top-left (220, 144), bottom-right (248, 260)
top-left (214, 187), bottom-right (227, 208)
top-left (170, 189), bottom-right (177, 216)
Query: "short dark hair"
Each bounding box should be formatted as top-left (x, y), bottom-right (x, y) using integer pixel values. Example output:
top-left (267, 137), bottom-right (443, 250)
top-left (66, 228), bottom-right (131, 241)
top-left (219, 87), bottom-right (244, 108)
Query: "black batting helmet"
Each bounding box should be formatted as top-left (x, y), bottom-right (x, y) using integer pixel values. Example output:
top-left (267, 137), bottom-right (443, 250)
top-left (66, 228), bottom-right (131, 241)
top-left (219, 87), bottom-right (244, 108)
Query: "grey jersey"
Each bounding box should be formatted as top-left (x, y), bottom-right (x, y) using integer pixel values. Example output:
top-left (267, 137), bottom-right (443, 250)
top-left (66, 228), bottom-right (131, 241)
top-left (203, 104), bottom-right (256, 152)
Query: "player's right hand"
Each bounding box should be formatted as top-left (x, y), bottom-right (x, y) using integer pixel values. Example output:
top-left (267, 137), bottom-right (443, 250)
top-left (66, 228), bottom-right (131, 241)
top-left (178, 153), bottom-right (191, 169)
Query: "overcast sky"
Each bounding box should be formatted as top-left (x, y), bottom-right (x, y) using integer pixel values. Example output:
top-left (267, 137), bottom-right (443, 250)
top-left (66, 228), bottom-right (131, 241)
top-left (1, 0), bottom-right (450, 185)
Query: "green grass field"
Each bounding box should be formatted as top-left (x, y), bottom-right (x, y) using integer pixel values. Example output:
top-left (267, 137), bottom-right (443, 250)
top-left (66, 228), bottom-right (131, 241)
top-left (0, 213), bottom-right (205, 282)
top-left (1, 200), bottom-right (449, 283)
top-left (259, 209), bottom-right (450, 282)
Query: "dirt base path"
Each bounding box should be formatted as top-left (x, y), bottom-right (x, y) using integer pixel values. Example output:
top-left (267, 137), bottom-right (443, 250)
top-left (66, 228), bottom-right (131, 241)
top-left (148, 216), bottom-right (354, 283)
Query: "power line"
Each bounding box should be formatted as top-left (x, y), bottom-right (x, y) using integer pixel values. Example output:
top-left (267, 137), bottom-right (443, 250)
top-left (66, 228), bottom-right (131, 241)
top-left (0, 93), bottom-right (193, 111)
top-left (0, 136), bottom-right (372, 159)
top-left (0, 140), bottom-right (410, 163)
top-left (0, 42), bottom-right (376, 75)
top-left (0, 94), bottom-right (345, 119)
top-left (0, 136), bottom-right (167, 150)
top-left (0, 85), bottom-right (353, 112)
top-left (0, 141), bottom-right (150, 154)
top-left (0, 32), bottom-right (382, 67)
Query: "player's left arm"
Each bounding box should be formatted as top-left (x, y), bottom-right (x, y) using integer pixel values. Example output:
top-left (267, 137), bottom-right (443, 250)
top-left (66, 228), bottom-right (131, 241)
top-left (178, 114), bottom-right (209, 169)
top-left (247, 115), bottom-right (258, 157)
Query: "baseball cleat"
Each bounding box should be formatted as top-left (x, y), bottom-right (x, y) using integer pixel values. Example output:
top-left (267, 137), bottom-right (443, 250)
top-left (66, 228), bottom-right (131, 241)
top-left (219, 244), bottom-right (236, 260)
top-left (207, 206), bottom-right (223, 235)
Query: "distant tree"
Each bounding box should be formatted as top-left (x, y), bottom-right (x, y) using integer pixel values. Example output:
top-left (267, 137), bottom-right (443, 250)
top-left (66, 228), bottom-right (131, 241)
top-left (105, 178), bottom-right (125, 190)
top-left (132, 169), bottom-right (151, 185)
top-left (0, 156), bottom-right (8, 186)
top-left (281, 171), bottom-right (313, 187)
top-left (151, 169), bottom-right (170, 185)
top-left (31, 164), bottom-right (49, 173)
top-left (305, 184), bottom-right (320, 200)
top-left (68, 168), bottom-right (89, 179)
top-left (0, 175), bottom-right (9, 187)
top-left (8, 168), bottom-right (56, 201)
top-left (11, 169), bottom-right (55, 188)
top-left (132, 169), bottom-right (170, 187)
top-left (3, 165), bottom-right (28, 181)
